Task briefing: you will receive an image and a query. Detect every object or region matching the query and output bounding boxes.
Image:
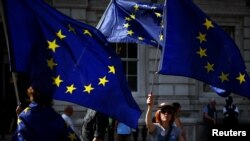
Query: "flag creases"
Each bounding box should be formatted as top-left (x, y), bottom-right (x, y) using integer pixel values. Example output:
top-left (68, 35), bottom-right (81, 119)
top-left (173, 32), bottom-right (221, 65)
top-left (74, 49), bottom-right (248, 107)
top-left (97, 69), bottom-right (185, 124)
top-left (159, 0), bottom-right (250, 98)
top-left (4, 0), bottom-right (141, 128)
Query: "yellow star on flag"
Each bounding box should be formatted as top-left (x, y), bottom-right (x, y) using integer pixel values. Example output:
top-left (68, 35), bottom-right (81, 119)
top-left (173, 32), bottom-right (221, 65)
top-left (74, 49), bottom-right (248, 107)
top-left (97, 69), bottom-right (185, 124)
top-left (98, 76), bottom-right (109, 86)
top-left (125, 17), bottom-right (131, 21)
top-left (159, 34), bottom-right (164, 41)
top-left (204, 62), bottom-right (214, 73)
top-left (236, 73), bottom-right (246, 84)
top-left (151, 6), bottom-right (157, 10)
top-left (155, 12), bottom-right (162, 18)
top-left (127, 30), bottom-right (134, 36)
top-left (68, 24), bottom-right (76, 33)
top-left (53, 75), bottom-right (63, 87)
top-left (196, 47), bottom-right (207, 58)
top-left (203, 18), bottom-right (214, 30)
top-left (130, 13), bottom-right (136, 20)
top-left (56, 29), bottom-right (66, 40)
top-left (196, 32), bottom-right (207, 43)
top-left (83, 84), bottom-right (94, 94)
top-left (138, 36), bottom-right (144, 41)
top-left (68, 133), bottom-right (77, 141)
top-left (17, 118), bottom-right (22, 124)
top-left (219, 72), bottom-right (229, 83)
top-left (47, 39), bottom-right (59, 52)
top-left (108, 66), bottom-right (115, 74)
top-left (66, 84), bottom-right (77, 94)
top-left (83, 29), bottom-right (92, 36)
top-left (24, 107), bottom-right (31, 114)
top-left (47, 58), bottom-right (57, 70)
top-left (134, 4), bottom-right (139, 11)
top-left (123, 23), bottom-right (130, 28)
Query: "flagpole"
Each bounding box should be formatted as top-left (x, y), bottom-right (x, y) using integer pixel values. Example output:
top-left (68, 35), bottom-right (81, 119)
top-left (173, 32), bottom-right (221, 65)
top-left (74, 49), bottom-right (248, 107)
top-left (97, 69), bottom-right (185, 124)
top-left (149, 44), bottom-right (160, 94)
top-left (96, 0), bottom-right (113, 29)
top-left (150, 0), bottom-right (167, 94)
top-left (0, 0), bottom-right (21, 105)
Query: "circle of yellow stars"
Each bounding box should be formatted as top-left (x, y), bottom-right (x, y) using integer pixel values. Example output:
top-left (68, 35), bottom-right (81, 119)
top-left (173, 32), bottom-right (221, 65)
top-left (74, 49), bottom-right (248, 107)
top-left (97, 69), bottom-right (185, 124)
top-left (46, 25), bottom-right (117, 96)
top-left (122, 3), bottom-right (163, 45)
top-left (196, 18), bottom-right (246, 85)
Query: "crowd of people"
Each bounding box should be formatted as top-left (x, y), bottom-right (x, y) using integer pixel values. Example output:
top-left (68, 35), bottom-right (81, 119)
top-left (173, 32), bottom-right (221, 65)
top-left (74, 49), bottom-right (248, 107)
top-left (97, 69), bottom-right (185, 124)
top-left (3, 82), bottom-right (241, 141)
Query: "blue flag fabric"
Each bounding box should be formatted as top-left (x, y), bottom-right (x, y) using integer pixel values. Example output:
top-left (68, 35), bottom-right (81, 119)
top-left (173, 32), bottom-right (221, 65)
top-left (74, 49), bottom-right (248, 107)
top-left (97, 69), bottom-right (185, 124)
top-left (210, 86), bottom-right (231, 97)
top-left (14, 102), bottom-right (80, 141)
top-left (159, 0), bottom-right (250, 98)
top-left (4, 0), bottom-right (141, 128)
top-left (97, 0), bottom-right (164, 48)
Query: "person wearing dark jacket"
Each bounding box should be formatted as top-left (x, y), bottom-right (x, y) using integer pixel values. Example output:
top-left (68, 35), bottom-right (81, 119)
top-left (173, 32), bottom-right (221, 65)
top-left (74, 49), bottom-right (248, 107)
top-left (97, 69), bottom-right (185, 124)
top-left (223, 96), bottom-right (239, 127)
top-left (13, 86), bottom-right (80, 141)
top-left (81, 109), bottom-right (109, 141)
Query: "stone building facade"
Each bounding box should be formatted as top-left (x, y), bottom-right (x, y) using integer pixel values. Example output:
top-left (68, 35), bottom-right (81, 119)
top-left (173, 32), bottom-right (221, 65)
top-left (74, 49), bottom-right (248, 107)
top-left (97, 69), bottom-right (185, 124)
top-left (1, 0), bottom-right (250, 140)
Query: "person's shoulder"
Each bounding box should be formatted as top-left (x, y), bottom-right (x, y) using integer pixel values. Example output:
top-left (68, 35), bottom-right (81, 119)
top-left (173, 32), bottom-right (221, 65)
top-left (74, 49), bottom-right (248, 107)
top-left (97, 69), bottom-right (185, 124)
top-left (153, 123), bottom-right (161, 129)
top-left (233, 104), bottom-right (238, 108)
top-left (172, 125), bottom-right (181, 134)
top-left (172, 125), bottom-right (179, 130)
top-left (175, 118), bottom-right (182, 127)
top-left (19, 105), bottom-right (34, 118)
top-left (203, 105), bottom-right (208, 111)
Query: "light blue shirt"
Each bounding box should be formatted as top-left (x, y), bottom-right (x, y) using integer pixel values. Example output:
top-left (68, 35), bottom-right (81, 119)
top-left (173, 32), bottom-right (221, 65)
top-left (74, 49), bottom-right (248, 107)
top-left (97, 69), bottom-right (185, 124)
top-left (117, 122), bottom-right (131, 135)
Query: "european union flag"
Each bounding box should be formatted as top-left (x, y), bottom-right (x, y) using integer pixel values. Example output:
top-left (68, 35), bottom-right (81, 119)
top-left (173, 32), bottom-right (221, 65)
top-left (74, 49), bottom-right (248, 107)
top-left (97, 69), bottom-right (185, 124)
top-left (4, 0), bottom-right (141, 128)
top-left (14, 102), bottom-right (80, 141)
top-left (97, 0), bottom-right (164, 48)
top-left (159, 0), bottom-right (250, 98)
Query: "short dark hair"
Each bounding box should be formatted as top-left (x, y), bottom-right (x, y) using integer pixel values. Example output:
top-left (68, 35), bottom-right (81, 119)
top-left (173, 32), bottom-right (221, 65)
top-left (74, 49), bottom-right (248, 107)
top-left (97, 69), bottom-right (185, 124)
top-left (172, 102), bottom-right (181, 112)
top-left (31, 87), bottom-right (53, 106)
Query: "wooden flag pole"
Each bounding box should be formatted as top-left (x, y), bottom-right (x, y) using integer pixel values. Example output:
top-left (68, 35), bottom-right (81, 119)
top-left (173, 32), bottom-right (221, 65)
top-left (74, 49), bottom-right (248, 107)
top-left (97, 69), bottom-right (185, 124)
top-left (0, 0), bottom-right (21, 105)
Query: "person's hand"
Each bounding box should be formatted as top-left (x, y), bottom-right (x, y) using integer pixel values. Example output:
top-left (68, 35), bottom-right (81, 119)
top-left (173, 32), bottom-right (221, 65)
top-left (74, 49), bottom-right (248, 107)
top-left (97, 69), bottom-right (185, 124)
top-left (146, 93), bottom-right (154, 108)
top-left (16, 105), bottom-right (23, 116)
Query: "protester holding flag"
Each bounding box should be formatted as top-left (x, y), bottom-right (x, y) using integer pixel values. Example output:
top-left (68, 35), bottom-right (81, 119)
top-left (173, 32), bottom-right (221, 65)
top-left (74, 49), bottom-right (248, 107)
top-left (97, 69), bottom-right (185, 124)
top-left (145, 93), bottom-right (184, 141)
top-left (13, 85), bottom-right (80, 141)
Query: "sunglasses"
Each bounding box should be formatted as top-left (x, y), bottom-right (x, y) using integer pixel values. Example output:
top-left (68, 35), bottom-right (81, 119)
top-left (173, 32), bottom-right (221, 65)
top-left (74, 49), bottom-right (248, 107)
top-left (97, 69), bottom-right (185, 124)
top-left (161, 109), bottom-right (174, 114)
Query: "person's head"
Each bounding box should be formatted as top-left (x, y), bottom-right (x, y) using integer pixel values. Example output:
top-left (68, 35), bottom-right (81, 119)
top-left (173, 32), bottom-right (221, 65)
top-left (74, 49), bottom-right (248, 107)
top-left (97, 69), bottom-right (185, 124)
top-left (226, 96), bottom-right (233, 105)
top-left (209, 98), bottom-right (216, 108)
top-left (172, 102), bottom-right (181, 114)
top-left (64, 105), bottom-right (74, 116)
top-left (155, 103), bottom-right (175, 125)
top-left (27, 86), bottom-right (53, 106)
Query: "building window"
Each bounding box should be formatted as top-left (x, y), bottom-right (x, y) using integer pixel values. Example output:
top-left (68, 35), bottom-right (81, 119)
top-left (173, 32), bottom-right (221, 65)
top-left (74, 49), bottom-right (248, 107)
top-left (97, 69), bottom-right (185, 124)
top-left (203, 25), bottom-right (235, 92)
top-left (111, 43), bottom-right (138, 92)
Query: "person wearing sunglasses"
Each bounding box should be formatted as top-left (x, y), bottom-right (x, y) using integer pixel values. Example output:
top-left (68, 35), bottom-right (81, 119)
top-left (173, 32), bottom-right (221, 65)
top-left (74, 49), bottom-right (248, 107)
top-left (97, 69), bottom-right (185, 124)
top-left (145, 93), bottom-right (185, 141)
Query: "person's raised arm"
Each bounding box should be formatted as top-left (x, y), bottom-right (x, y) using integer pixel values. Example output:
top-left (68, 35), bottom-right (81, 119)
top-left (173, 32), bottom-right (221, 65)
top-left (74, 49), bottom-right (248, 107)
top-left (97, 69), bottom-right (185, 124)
top-left (145, 93), bottom-right (155, 133)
